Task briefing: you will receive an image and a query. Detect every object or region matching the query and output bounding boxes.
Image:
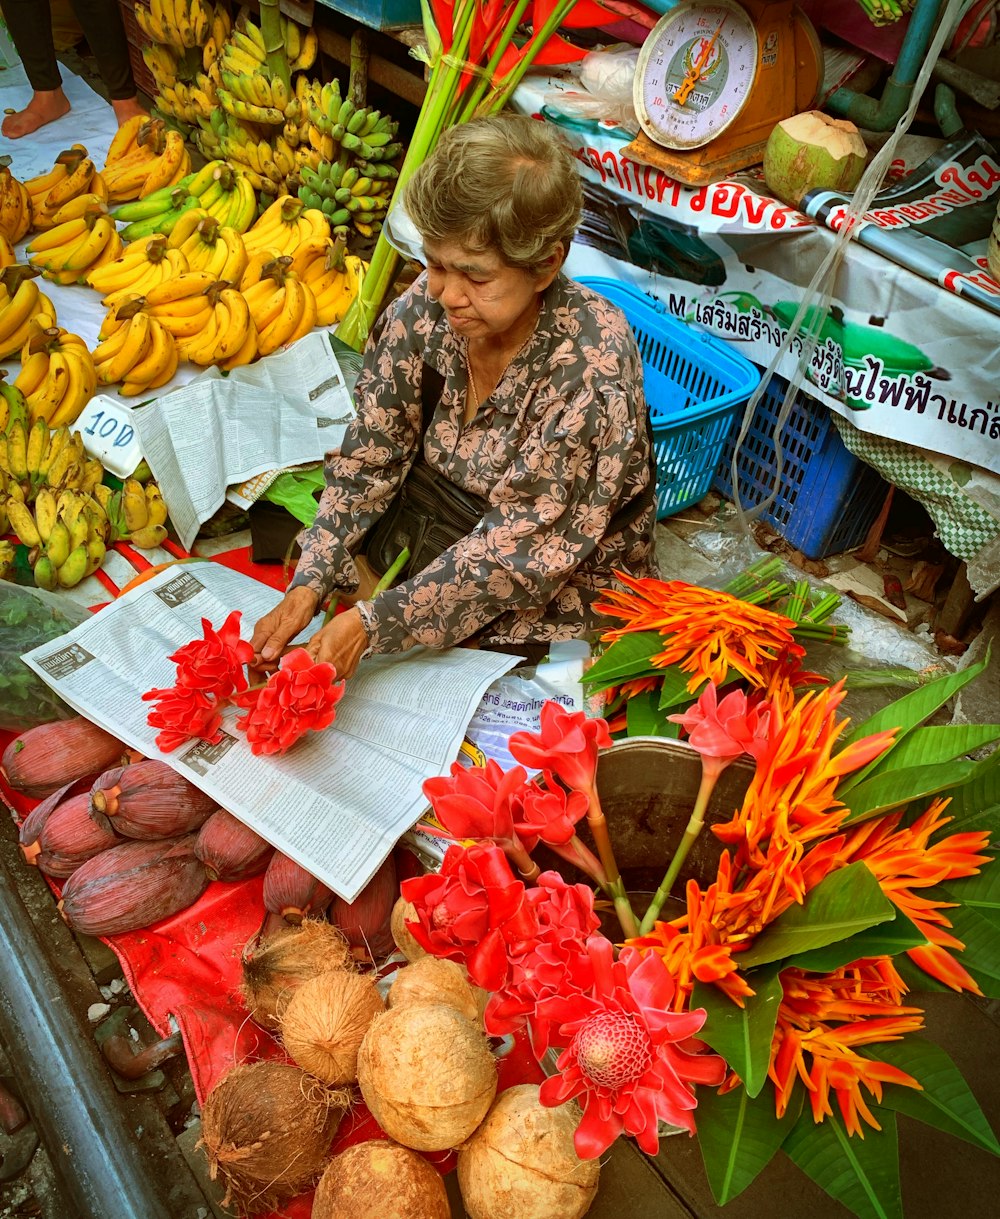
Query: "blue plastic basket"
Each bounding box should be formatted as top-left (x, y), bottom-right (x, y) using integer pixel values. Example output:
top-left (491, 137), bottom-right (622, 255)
top-left (712, 373), bottom-right (891, 559)
top-left (577, 278), bottom-right (761, 518)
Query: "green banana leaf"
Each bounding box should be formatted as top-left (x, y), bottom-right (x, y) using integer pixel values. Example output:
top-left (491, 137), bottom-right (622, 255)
top-left (738, 864), bottom-right (895, 968)
top-left (784, 1108), bottom-right (902, 1219)
top-left (657, 665), bottom-right (702, 711)
top-left (838, 655), bottom-right (990, 795)
top-left (943, 864), bottom-right (1000, 926)
top-left (692, 965), bottom-right (782, 1099)
top-left (864, 724), bottom-right (1000, 775)
top-left (581, 632), bottom-right (663, 692)
top-left (936, 902), bottom-right (1000, 996)
top-left (841, 759), bottom-right (981, 825)
top-left (864, 1038), bottom-right (1000, 1157)
top-left (787, 910), bottom-right (927, 974)
top-left (930, 749), bottom-right (1000, 834)
top-left (625, 689), bottom-right (679, 737)
top-left (696, 1081), bottom-right (802, 1205)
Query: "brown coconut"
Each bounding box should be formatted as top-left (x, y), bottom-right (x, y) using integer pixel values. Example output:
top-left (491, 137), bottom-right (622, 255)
top-left (389, 895), bottom-right (426, 962)
top-left (280, 969), bottom-right (385, 1084)
top-left (240, 919), bottom-right (353, 1031)
top-left (457, 1084), bottom-right (599, 1219)
top-left (198, 1061), bottom-right (346, 1216)
top-left (763, 110), bottom-right (867, 209)
top-left (387, 956), bottom-right (481, 1023)
top-left (358, 1003), bottom-right (497, 1151)
top-left (311, 1139), bottom-right (451, 1219)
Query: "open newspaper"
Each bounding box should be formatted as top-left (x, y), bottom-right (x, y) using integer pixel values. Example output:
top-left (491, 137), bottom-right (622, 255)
top-left (22, 563), bottom-right (517, 902)
top-left (132, 332), bottom-right (358, 549)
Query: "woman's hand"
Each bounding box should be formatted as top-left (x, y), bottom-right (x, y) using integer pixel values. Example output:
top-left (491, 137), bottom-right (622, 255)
top-left (251, 586), bottom-right (320, 668)
top-left (302, 606), bottom-right (369, 680)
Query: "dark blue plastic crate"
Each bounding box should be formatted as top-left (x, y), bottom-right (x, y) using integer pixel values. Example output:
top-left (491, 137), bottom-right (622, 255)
top-left (712, 374), bottom-right (890, 559)
top-left (577, 278), bottom-right (761, 518)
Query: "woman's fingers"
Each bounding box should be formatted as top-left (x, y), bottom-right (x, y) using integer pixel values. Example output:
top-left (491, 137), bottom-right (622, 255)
top-left (250, 588), bottom-right (320, 663)
top-left (305, 609), bottom-right (369, 680)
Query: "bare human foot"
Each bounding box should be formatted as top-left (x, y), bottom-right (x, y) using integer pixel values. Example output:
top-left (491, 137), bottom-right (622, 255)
top-left (111, 96), bottom-right (147, 126)
top-left (1, 88), bottom-right (70, 139)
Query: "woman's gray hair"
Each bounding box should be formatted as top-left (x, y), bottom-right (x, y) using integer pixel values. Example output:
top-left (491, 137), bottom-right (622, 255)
top-left (403, 114), bottom-right (583, 272)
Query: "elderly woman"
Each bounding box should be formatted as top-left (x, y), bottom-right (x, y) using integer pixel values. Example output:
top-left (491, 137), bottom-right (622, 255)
top-left (251, 114), bottom-right (658, 677)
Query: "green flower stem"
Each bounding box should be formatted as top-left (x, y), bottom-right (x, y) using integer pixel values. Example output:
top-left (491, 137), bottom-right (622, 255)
top-left (371, 546), bottom-right (410, 595)
top-left (585, 789), bottom-right (638, 938)
top-left (638, 760), bottom-right (723, 935)
top-left (322, 595), bottom-right (340, 626)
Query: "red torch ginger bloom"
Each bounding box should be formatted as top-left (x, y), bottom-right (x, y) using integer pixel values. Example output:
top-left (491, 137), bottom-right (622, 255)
top-left (142, 684), bottom-right (222, 753)
top-left (769, 959), bottom-right (924, 1135)
top-left (668, 682), bottom-right (772, 765)
top-left (837, 799), bottom-right (992, 994)
top-left (537, 937), bottom-right (725, 1158)
top-left (235, 648), bottom-right (345, 756)
top-left (485, 871), bottom-right (599, 1056)
top-left (511, 772), bottom-right (589, 847)
top-left (509, 700), bottom-right (612, 795)
top-left (401, 843), bottom-right (537, 991)
top-left (595, 574), bottom-right (804, 692)
top-left (422, 758), bottom-right (528, 845)
top-left (169, 610), bottom-right (254, 699)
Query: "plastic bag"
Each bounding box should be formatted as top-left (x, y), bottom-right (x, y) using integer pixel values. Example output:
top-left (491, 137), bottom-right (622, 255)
top-left (543, 46), bottom-right (641, 135)
top-left (262, 465), bottom-right (325, 527)
top-left (0, 585), bottom-right (90, 731)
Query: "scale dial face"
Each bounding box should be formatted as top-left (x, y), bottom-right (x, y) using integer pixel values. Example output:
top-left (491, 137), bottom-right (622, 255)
top-left (634, 1), bottom-right (759, 151)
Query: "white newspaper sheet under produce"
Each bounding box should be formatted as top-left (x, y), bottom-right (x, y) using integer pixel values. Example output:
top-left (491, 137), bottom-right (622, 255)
top-left (132, 333), bottom-right (356, 548)
top-left (22, 563), bottom-right (517, 902)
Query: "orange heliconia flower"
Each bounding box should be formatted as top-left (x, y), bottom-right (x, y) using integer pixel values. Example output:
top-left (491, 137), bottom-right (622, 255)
top-left (837, 799), bottom-right (992, 994)
top-left (595, 574), bottom-right (804, 693)
top-left (769, 959), bottom-right (924, 1135)
top-left (713, 680), bottom-right (896, 863)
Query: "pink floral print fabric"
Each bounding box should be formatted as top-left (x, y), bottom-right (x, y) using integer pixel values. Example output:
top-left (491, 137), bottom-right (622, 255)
top-left (290, 272), bottom-right (658, 655)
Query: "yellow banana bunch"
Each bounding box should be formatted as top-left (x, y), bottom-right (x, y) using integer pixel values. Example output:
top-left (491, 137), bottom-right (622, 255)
top-left (22, 487), bottom-right (111, 590)
top-left (102, 119), bottom-right (189, 203)
top-left (0, 234), bottom-right (14, 268)
top-left (0, 414), bottom-right (102, 506)
top-left (243, 196), bottom-right (330, 257)
top-left (242, 260), bottom-right (318, 357)
top-left (26, 204), bottom-right (122, 286)
top-left (92, 307), bottom-right (179, 397)
top-left (142, 41), bottom-right (180, 87)
top-left (174, 217), bottom-right (247, 282)
top-left (94, 476), bottom-right (169, 549)
top-left (140, 270), bottom-right (217, 339)
top-left (175, 282), bottom-right (256, 367)
top-left (0, 159), bottom-right (32, 244)
top-left (0, 267), bottom-right (57, 360)
top-left (291, 237), bottom-right (364, 327)
top-left (86, 234), bottom-right (189, 305)
top-left (239, 245), bottom-right (284, 291)
top-left (135, 0), bottom-right (210, 51)
top-left (14, 320), bottom-right (98, 427)
top-left (26, 148), bottom-right (109, 230)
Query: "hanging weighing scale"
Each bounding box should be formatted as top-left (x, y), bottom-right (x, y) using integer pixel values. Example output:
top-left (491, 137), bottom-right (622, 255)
top-left (627, 1), bottom-right (823, 186)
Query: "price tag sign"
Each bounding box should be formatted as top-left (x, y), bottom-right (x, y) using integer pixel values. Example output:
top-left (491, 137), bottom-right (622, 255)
top-left (71, 395), bottom-right (143, 479)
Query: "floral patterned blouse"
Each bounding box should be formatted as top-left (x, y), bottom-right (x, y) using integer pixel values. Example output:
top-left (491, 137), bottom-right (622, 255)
top-left (289, 271), bottom-right (658, 655)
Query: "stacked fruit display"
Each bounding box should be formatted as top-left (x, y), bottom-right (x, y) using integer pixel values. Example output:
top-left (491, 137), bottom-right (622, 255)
top-left (111, 158), bottom-right (257, 238)
top-left (0, 267), bottom-right (57, 360)
top-left (101, 115), bottom-right (192, 202)
top-left (24, 146), bottom-right (109, 227)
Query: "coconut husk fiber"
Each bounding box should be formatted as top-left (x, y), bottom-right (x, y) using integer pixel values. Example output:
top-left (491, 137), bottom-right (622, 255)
top-left (197, 1061), bottom-right (347, 1215)
top-left (312, 1139), bottom-right (451, 1219)
top-left (387, 956), bottom-right (483, 1024)
top-left (240, 918), bottom-right (353, 1031)
top-left (280, 969), bottom-right (384, 1084)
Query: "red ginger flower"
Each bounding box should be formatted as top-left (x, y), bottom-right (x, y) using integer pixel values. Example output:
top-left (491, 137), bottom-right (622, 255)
top-left (422, 758), bottom-right (528, 845)
top-left (235, 648), bottom-right (345, 756)
top-left (485, 871), bottom-right (599, 1057)
top-left (142, 685), bottom-right (222, 753)
top-left (401, 843), bottom-right (537, 991)
top-left (595, 574), bottom-right (804, 692)
top-left (508, 700), bottom-right (611, 794)
top-left (169, 610), bottom-right (253, 699)
top-left (538, 937), bottom-right (725, 1158)
top-left (511, 772), bottom-right (589, 847)
top-left (668, 682), bottom-right (772, 765)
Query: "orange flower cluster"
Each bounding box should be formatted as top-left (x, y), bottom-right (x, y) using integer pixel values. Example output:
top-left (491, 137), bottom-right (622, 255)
top-left (837, 799), bottom-right (992, 994)
top-left (595, 575), bottom-right (804, 693)
top-left (770, 959), bottom-right (924, 1135)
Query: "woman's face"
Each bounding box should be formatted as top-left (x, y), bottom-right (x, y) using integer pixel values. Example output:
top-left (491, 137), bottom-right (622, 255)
top-left (423, 238), bottom-right (561, 348)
